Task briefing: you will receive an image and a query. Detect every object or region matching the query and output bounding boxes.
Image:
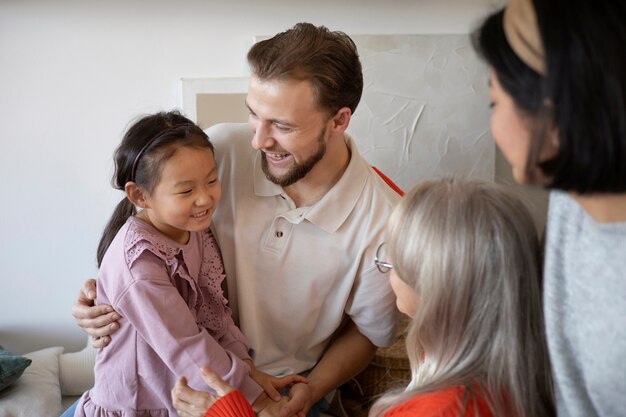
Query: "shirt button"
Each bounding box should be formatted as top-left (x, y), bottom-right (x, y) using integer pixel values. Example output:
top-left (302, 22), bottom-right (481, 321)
top-left (276, 231), bottom-right (283, 238)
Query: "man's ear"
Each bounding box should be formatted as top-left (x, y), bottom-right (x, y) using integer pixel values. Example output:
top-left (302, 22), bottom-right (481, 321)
top-left (328, 107), bottom-right (352, 135)
top-left (124, 182), bottom-right (149, 209)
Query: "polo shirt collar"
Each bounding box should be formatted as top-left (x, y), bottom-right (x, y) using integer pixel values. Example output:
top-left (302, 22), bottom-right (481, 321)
top-left (252, 135), bottom-right (369, 234)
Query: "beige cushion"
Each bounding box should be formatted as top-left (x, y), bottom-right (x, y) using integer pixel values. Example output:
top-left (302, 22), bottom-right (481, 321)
top-left (0, 346), bottom-right (64, 417)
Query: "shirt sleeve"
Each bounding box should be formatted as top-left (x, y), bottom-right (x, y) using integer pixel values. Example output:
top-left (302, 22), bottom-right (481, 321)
top-left (202, 390), bottom-right (255, 417)
top-left (116, 250), bottom-right (263, 403)
top-left (345, 262), bottom-right (398, 348)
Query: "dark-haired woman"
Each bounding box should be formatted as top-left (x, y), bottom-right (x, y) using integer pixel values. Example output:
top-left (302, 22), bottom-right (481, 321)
top-left (474, 0), bottom-right (626, 416)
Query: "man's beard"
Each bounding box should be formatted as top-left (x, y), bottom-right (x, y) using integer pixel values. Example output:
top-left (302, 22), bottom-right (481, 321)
top-left (261, 127), bottom-right (327, 187)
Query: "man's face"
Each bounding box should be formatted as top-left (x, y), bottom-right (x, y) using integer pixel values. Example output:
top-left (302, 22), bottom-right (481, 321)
top-left (246, 76), bottom-right (332, 187)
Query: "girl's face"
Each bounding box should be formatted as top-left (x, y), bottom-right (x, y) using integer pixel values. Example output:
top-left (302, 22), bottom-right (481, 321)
top-left (390, 269), bottom-right (419, 317)
top-left (140, 146), bottom-right (221, 244)
top-left (488, 70), bottom-right (559, 185)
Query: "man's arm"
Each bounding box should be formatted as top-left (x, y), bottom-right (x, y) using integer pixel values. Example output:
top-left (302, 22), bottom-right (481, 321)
top-left (71, 278), bottom-right (121, 348)
top-left (282, 318), bottom-right (377, 417)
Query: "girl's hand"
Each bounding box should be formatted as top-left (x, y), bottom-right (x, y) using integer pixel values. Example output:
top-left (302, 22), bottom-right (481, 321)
top-left (171, 366), bottom-right (235, 417)
top-left (245, 359), bottom-right (308, 402)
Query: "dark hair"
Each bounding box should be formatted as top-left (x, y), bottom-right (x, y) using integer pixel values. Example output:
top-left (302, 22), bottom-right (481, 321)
top-left (247, 22), bottom-right (363, 115)
top-left (96, 111), bottom-right (213, 266)
top-left (473, 1), bottom-right (626, 193)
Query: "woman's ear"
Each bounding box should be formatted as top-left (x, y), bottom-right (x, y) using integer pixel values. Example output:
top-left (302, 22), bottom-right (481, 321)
top-left (539, 99), bottom-right (560, 161)
top-left (124, 182), bottom-right (149, 209)
top-left (539, 122), bottom-right (560, 162)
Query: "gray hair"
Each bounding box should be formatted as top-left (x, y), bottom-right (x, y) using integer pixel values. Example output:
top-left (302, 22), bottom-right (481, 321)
top-left (370, 178), bottom-right (553, 417)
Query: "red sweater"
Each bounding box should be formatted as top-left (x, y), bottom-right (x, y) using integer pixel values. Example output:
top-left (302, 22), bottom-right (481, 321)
top-left (203, 391), bottom-right (254, 417)
top-left (383, 386), bottom-right (493, 417)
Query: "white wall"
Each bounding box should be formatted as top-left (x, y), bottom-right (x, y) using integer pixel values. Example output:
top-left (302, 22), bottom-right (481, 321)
top-left (0, 0), bottom-right (504, 354)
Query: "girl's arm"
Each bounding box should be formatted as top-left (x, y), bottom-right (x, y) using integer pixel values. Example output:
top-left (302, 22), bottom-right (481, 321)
top-left (115, 251), bottom-right (263, 403)
top-left (217, 315), bottom-right (252, 363)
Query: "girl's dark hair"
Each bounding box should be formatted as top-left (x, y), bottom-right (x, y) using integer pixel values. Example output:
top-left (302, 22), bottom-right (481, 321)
top-left (473, 1), bottom-right (626, 193)
top-left (96, 111), bottom-right (213, 266)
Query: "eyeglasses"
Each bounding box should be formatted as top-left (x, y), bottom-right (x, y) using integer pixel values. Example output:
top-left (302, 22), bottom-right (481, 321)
top-left (374, 242), bottom-right (393, 273)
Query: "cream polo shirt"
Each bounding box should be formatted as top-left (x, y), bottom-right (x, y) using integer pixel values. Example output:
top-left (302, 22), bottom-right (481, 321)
top-left (206, 123), bottom-right (400, 376)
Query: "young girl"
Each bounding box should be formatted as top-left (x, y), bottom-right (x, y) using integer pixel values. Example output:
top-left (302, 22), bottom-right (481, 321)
top-left (171, 178), bottom-right (554, 417)
top-left (73, 111), bottom-right (300, 417)
top-left (474, 0), bottom-right (626, 416)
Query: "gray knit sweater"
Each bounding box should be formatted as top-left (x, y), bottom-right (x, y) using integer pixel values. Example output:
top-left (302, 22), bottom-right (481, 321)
top-left (544, 191), bottom-right (626, 417)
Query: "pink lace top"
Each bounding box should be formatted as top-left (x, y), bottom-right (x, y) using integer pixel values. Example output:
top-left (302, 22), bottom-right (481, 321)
top-left (75, 217), bottom-right (262, 417)
top-left (124, 218), bottom-right (230, 337)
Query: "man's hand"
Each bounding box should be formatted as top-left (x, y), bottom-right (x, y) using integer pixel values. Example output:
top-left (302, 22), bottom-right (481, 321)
top-left (254, 395), bottom-right (296, 417)
top-left (245, 359), bottom-right (308, 402)
top-left (281, 382), bottom-right (311, 417)
top-left (71, 278), bottom-right (121, 348)
top-left (284, 318), bottom-right (378, 417)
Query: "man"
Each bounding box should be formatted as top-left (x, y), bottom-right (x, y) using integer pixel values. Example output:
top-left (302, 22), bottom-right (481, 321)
top-left (72, 22), bottom-right (401, 417)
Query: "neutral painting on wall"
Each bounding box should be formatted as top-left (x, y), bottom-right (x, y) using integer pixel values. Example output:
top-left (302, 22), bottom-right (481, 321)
top-left (181, 34), bottom-right (493, 191)
top-left (180, 77), bottom-right (249, 127)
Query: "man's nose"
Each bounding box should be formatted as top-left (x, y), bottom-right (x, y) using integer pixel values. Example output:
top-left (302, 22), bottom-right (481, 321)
top-left (250, 120), bottom-right (274, 150)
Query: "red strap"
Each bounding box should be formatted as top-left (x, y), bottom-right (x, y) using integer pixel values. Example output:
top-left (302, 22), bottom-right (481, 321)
top-left (372, 166), bottom-right (404, 196)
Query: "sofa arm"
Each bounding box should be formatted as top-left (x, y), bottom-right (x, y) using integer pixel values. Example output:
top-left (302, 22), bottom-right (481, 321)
top-left (59, 339), bottom-right (96, 397)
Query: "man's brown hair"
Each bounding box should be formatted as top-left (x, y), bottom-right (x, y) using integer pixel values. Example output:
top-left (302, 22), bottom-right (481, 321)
top-left (247, 22), bottom-right (363, 115)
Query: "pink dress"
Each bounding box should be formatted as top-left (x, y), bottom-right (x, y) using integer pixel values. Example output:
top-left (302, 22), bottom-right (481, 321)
top-left (75, 217), bottom-right (262, 417)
